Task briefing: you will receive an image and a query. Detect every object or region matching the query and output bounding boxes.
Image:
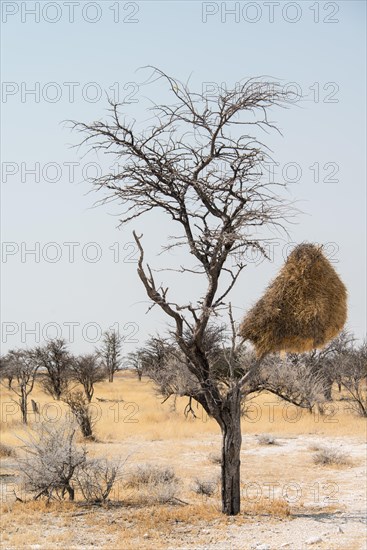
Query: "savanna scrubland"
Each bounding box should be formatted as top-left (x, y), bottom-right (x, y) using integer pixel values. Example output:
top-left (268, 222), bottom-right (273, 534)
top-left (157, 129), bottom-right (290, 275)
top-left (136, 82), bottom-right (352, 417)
top-left (1, 370), bottom-right (366, 550)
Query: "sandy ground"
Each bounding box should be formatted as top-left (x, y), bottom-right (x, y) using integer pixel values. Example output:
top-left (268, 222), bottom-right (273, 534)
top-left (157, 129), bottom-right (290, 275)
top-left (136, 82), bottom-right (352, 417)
top-left (1, 431), bottom-right (366, 550)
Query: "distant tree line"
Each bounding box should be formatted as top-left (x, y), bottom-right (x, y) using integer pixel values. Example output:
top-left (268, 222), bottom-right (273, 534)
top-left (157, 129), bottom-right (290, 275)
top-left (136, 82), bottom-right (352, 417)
top-left (128, 329), bottom-right (367, 418)
top-left (0, 329), bottom-right (123, 432)
top-left (1, 328), bottom-right (366, 434)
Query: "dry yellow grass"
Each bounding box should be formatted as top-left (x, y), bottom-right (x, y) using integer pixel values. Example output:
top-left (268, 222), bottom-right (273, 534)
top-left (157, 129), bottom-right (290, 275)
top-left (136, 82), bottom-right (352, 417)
top-left (1, 371), bottom-right (365, 451)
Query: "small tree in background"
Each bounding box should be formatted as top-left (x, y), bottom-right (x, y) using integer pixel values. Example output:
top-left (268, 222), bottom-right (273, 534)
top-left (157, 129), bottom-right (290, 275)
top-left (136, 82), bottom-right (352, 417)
top-left (69, 354), bottom-right (106, 402)
top-left (337, 341), bottom-right (367, 417)
top-left (2, 350), bottom-right (39, 424)
top-left (290, 329), bottom-right (355, 400)
top-left (97, 329), bottom-right (123, 383)
top-left (62, 390), bottom-right (95, 439)
top-left (0, 355), bottom-right (14, 389)
top-left (126, 349), bottom-right (145, 381)
top-left (35, 338), bottom-right (72, 400)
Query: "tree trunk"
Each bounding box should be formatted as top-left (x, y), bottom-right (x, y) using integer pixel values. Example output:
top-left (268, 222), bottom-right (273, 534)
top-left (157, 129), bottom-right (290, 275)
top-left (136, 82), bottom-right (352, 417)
top-left (108, 371), bottom-right (114, 383)
top-left (66, 485), bottom-right (75, 501)
top-left (221, 387), bottom-right (242, 515)
top-left (323, 378), bottom-right (333, 401)
top-left (20, 392), bottom-right (27, 424)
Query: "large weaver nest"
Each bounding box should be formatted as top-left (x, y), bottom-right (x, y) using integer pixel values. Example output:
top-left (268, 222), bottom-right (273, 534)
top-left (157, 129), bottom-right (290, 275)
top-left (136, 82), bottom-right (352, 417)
top-left (239, 244), bottom-right (347, 357)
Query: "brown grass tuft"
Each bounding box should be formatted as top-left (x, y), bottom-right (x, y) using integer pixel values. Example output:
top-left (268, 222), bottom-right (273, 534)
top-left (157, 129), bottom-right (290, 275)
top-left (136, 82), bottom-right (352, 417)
top-left (123, 464), bottom-right (180, 504)
top-left (244, 496), bottom-right (291, 518)
top-left (239, 243), bottom-right (347, 356)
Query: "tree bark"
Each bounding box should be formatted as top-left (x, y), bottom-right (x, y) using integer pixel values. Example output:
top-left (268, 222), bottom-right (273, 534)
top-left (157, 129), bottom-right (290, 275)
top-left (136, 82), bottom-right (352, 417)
top-left (221, 387), bottom-right (242, 515)
top-left (108, 371), bottom-right (114, 383)
top-left (20, 392), bottom-right (27, 424)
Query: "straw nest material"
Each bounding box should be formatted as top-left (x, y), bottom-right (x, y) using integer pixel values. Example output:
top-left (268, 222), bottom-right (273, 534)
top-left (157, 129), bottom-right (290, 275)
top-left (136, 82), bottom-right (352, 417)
top-left (239, 244), bottom-right (347, 356)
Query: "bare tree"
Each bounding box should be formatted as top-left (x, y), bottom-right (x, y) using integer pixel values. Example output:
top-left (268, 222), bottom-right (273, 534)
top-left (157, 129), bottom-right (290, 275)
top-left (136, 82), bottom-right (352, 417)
top-left (34, 339), bottom-right (72, 400)
top-left (97, 329), bottom-right (123, 383)
top-left (69, 354), bottom-right (106, 402)
top-left (62, 390), bottom-right (95, 439)
top-left (72, 69), bottom-right (298, 515)
top-left (2, 350), bottom-right (39, 424)
top-left (126, 349), bottom-right (145, 381)
top-left (284, 332), bottom-right (366, 414)
top-left (338, 342), bottom-right (367, 417)
top-left (295, 330), bottom-right (355, 400)
top-left (0, 355), bottom-right (14, 389)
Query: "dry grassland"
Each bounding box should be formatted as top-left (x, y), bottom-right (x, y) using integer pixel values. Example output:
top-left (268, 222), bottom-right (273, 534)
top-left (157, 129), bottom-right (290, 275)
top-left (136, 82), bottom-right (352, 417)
top-left (1, 371), bottom-right (366, 549)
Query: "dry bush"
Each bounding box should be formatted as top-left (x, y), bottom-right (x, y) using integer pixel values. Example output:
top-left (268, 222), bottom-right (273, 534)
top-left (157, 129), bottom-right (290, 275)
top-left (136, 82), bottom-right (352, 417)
top-left (16, 422), bottom-right (86, 501)
top-left (258, 355), bottom-right (326, 411)
top-left (257, 434), bottom-right (277, 445)
top-left (208, 452), bottom-right (222, 465)
top-left (192, 477), bottom-right (217, 497)
top-left (313, 446), bottom-right (351, 466)
top-left (0, 442), bottom-right (15, 457)
top-left (124, 464), bottom-right (180, 504)
top-left (75, 458), bottom-right (121, 503)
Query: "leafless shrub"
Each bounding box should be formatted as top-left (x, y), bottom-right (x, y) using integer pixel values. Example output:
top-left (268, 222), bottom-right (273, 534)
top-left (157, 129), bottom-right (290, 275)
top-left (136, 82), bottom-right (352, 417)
top-left (313, 447), bottom-right (351, 466)
top-left (124, 464), bottom-right (179, 504)
top-left (16, 422), bottom-right (86, 501)
top-left (258, 355), bottom-right (326, 412)
top-left (208, 452), bottom-right (222, 465)
top-left (76, 458), bottom-right (121, 503)
top-left (257, 434), bottom-right (277, 445)
top-left (62, 390), bottom-right (95, 440)
top-left (0, 442), bottom-right (15, 458)
top-left (192, 478), bottom-right (217, 497)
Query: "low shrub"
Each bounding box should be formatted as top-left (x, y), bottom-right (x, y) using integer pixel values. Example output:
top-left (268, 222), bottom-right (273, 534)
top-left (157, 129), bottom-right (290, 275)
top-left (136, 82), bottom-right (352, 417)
top-left (313, 447), bottom-right (351, 466)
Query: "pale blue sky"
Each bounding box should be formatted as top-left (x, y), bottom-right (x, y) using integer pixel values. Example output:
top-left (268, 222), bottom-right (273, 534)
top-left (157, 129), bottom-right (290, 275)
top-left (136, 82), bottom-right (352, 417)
top-left (1, 0), bottom-right (366, 353)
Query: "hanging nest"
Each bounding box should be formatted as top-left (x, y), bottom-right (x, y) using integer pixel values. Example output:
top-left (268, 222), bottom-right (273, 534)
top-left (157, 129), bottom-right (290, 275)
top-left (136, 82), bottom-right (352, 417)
top-left (239, 243), bottom-right (347, 357)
